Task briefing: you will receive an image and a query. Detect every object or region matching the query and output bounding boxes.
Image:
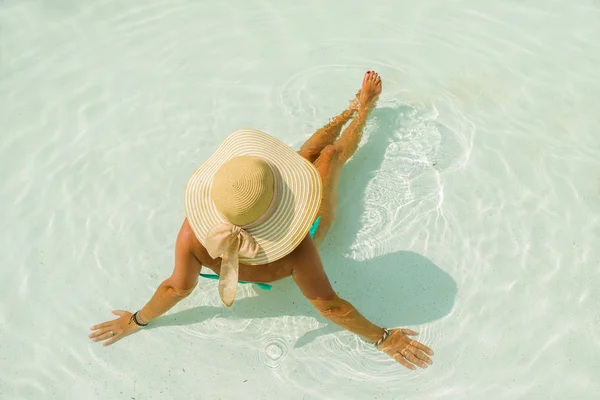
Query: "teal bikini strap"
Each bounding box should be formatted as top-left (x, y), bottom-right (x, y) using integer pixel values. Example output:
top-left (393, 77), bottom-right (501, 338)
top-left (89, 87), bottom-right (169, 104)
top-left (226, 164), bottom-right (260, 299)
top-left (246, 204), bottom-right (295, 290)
top-left (309, 216), bottom-right (321, 240)
top-left (199, 272), bottom-right (272, 291)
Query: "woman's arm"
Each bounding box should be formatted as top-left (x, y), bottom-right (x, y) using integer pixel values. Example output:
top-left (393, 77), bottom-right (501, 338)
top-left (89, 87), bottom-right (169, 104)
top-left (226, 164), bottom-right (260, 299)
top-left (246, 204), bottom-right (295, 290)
top-left (136, 220), bottom-right (202, 323)
top-left (89, 219), bottom-right (202, 345)
top-left (291, 235), bottom-right (434, 369)
top-left (135, 278), bottom-right (193, 323)
top-left (290, 235), bottom-right (384, 342)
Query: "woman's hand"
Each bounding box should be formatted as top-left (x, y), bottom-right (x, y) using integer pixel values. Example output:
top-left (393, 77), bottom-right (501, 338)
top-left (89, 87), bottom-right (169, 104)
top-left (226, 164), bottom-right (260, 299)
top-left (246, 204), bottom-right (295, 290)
top-left (89, 310), bottom-right (142, 346)
top-left (376, 328), bottom-right (434, 370)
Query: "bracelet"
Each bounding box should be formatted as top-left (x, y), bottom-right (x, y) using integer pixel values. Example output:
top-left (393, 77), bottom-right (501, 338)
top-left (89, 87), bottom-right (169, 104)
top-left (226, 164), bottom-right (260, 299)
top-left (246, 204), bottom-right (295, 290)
top-left (374, 328), bottom-right (391, 347)
top-left (136, 311), bottom-right (148, 325)
top-left (129, 311), bottom-right (149, 327)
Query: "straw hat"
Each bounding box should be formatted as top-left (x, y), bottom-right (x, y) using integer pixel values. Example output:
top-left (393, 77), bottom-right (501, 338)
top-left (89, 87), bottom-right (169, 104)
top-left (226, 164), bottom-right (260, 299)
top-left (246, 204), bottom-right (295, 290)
top-left (185, 129), bottom-right (322, 306)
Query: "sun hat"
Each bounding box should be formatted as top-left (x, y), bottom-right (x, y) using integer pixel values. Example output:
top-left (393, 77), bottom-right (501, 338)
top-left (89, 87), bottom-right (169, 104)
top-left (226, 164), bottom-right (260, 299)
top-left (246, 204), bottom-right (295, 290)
top-left (184, 128), bottom-right (322, 306)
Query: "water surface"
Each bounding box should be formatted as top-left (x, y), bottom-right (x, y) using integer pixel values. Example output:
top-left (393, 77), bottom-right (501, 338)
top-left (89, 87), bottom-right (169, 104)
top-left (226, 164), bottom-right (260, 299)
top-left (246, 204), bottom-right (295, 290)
top-left (1, 0), bottom-right (599, 399)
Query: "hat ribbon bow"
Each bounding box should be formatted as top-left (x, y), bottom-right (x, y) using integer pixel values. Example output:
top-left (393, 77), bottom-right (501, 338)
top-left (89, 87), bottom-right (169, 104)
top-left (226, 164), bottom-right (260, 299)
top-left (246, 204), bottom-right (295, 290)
top-left (204, 223), bottom-right (259, 306)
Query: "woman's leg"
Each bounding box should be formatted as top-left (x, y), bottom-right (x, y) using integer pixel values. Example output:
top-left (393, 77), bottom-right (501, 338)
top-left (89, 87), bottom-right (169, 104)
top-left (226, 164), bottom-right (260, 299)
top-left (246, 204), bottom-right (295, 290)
top-left (298, 92), bottom-right (360, 163)
top-left (312, 71), bottom-right (382, 245)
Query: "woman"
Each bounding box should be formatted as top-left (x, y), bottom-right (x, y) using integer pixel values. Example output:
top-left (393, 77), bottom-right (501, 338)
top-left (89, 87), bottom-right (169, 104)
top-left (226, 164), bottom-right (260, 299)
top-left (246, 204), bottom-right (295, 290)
top-left (89, 71), bottom-right (434, 370)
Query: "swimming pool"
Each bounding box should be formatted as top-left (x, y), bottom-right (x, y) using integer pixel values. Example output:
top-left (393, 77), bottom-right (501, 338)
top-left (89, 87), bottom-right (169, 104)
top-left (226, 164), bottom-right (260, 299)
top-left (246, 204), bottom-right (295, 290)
top-left (1, 0), bottom-right (599, 398)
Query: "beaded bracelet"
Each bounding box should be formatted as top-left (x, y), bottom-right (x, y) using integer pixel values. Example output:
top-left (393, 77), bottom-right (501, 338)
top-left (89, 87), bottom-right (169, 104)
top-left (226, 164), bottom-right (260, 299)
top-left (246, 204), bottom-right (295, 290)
top-left (129, 311), bottom-right (149, 327)
top-left (375, 328), bottom-right (391, 347)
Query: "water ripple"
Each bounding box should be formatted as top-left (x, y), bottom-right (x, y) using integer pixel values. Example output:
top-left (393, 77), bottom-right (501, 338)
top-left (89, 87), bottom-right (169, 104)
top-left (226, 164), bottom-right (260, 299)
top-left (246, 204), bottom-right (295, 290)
top-left (258, 337), bottom-right (290, 369)
top-left (2, 0), bottom-right (600, 398)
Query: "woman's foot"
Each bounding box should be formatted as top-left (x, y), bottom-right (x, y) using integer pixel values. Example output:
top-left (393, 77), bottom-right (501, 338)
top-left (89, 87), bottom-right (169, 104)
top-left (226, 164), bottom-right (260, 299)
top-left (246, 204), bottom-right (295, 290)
top-left (358, 71), bottom-right (382, 111)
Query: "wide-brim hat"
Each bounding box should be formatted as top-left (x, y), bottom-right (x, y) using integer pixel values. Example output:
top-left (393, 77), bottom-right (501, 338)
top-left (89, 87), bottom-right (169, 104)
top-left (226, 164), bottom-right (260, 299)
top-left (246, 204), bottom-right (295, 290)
top-left (184, 129), bottom-right (322, 304)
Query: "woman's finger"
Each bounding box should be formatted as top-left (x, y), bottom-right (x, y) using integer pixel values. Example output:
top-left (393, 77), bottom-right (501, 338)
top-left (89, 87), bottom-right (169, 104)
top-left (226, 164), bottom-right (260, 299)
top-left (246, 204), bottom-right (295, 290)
top-left (393, 353), bottom-right (416, 370)
top-left (93, 330), bottom-right (116, 342)
top-left (112, 310), bottom-right (127, 316)
top-left (88, 327), bottom-right (112, 339)
top-left (404, 349), bottom-right (427, 368)
top-left (103, 334), bottom-right (121, 346)
top-left (90, 321), bottom-right (114, 330)
top-left (401, 329), bottom-right (419, 336)
top-left (408, 345), bottom-right (433, 365)
top-left (409, 339), bottom-right (434, 356)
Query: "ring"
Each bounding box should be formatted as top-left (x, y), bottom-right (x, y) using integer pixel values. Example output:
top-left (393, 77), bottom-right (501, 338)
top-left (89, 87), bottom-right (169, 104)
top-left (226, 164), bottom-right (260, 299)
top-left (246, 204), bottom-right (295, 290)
top-left (402, 349), bottom-right (409, 357)
top-left (110, 330), bottom-right (115, 337)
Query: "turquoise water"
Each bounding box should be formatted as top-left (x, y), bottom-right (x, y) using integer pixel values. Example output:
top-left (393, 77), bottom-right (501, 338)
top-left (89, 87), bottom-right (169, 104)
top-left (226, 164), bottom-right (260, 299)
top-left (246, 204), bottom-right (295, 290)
top-left (1, 0), bottom-right (599, 399)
